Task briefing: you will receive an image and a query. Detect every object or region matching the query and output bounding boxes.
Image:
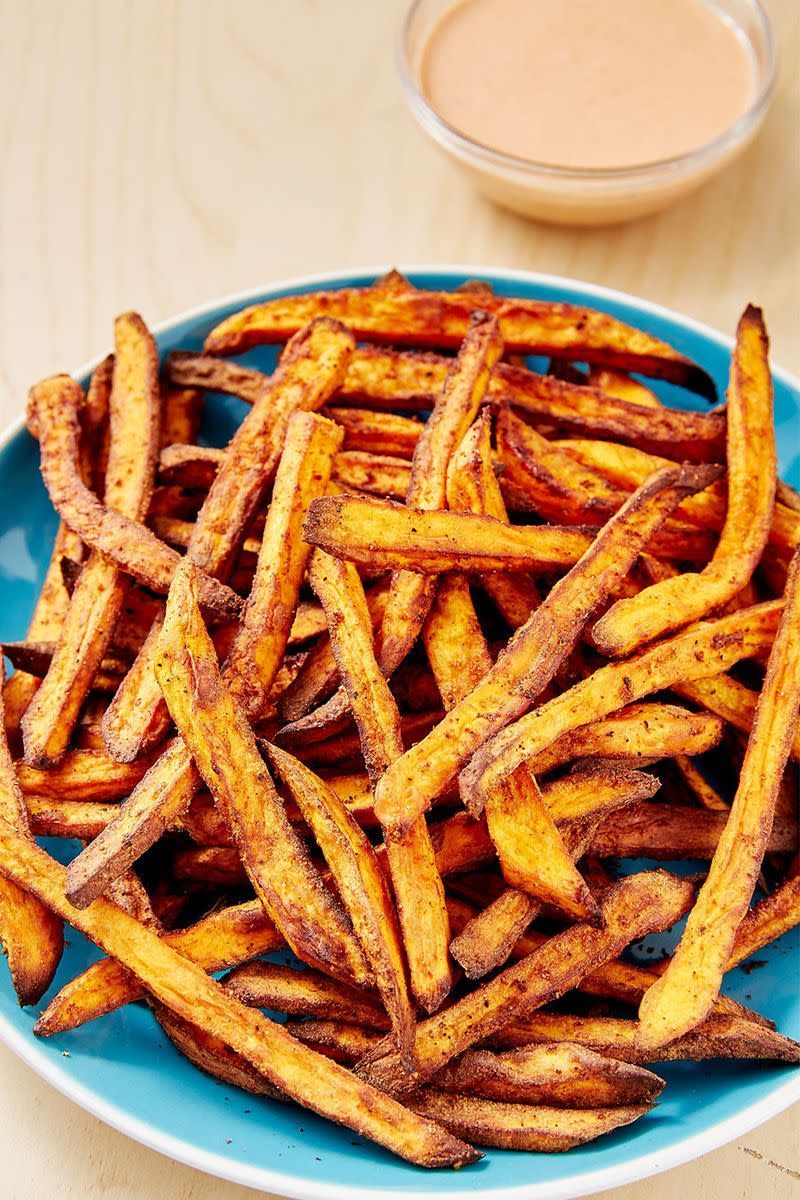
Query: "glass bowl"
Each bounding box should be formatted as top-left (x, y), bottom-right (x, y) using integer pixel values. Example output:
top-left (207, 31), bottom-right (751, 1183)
top-left (398, 0), bottom-right (778, 226)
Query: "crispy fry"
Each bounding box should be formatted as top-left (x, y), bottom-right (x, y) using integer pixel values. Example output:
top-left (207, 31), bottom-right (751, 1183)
top-left (204, 275), bottom-right (716, 398)
top-left (27, 375), bottom-right (241, 619)
top-left (22, 314), bottom-right (161, 767)
top-left (0, 665), bottom-right (63, 1003)
top-left (103, 320), bottom-right (353, 762)
top-left (152, 560), bottom-right (369, 986)
top-left (26, 797), bottom-right (118, 841)
top-left (326, 407), bottom-right (423, 458)
top-left (284, 1020), bottom-right (383, 1063)
top-left (638, 549), bottom-right (800, 1047)
top-left (67, 412), bottom-right (342, 905)
top-left (593, 308), bottom-right (776, 655)
top-left (674, 755), bottom-right (728, 812)
top-left (408, 1090), bottom-right (651, 1152)
top-left (308, 549), bottom-right (452, 1013)
top-left (152, 1001), bottom-right (282, 1099)
top-left (423, 572), bottom-right (598, 922)
top-left (432, 1043), bottom-right (664, 1108)
top-left (16, 748), bottom-right (154, 801)
top-left (494, 1012), bottom-right (800, 1064)
top-left (224, 961), bottom-right (390, 1027)
top-left (159, 384), bottom-right (203, 448)
top-left (460, 601), bottom-right (782, 811)
top-left (591, 802), bottom-right (797, 860)
top-left (374, 464), bottom-right (721, 833)
top-left (674, 673), bottom-right (800, 761)
top-left (0, 828), bottom-right (477, 1168)
top-left (358, 871), bottom-right (694, 1094)
top-left (586, 367), bottom-right (661, 407)
top-left (264, 744), bottom-right (415, 1063)
top-left (304, 494), bottom-right (592, 574)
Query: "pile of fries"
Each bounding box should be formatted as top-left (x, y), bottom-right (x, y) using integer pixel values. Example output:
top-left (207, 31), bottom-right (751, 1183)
top-left (0, 272), bottom-right (798, 1168)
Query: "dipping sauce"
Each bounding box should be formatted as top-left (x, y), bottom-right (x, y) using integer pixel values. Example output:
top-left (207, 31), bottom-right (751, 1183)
top-left (421, 0), bottom-right (757, 169)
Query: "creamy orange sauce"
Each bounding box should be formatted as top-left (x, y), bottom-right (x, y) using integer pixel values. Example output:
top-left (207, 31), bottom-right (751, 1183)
top-left (421, 0), bottom-right (756, 169)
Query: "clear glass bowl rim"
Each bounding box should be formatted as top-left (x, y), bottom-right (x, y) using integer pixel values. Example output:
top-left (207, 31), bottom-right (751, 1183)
top-left (397, 0), bottom-right (779, 181)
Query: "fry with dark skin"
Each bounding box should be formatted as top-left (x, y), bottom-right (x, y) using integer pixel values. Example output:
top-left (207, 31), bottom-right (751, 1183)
top-left (223, 961), bottom-right (390, 1028)
top-left (308, 549), bottom-right (453, 1014)
top-left (66, 412), bottom-right (342, 908)
top-left (0, 826), bottom-right (478, 1169)
top-left (264, 744), bottom-right (415, 1065)
top-left (460, 600), bottom-right (782, 812)
top-left (673, 673), bottom-right (800, 761)
top-left (153, 560), bottom-right (369, 986)
top-left (0, 664), bottom-right (63, 1004)
top-left (638, 549), bottom-right (800, 1047)
top-left (593, 307), bottom-right (776, 656)
top-left (590, 802), bottom-right (797, 860)
top-left (26, 376), bottom-right (241, 620)
top-left (373, 463), bottom-right (722, 834)
top-left (357, 870), bottom-right (695, 1095)
top-left (103, 319), bottom-right (354, 761)
top-left (203, 273), bottom-right (716, 398)
top-left (22, 314), bottom-right (161, 767)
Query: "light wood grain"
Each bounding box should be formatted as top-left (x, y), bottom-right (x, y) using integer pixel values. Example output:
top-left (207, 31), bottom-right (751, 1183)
top-left (0, 0), bottom-right (797, 1197)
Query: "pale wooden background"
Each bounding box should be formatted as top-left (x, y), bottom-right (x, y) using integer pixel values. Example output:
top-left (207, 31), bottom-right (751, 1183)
top-left (0, 1), bottom-right (798, 1197)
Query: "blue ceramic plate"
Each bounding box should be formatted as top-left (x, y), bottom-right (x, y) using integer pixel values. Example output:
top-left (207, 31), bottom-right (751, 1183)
top-left (0, 268), bottom-right (797, 1200)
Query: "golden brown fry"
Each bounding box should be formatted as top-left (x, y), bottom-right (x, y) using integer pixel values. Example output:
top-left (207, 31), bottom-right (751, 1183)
top-left (203, 275), bottom-right (716, 398)
top-left (0, 828), bottom-right (477, 1168)
top-left (423, 572), bottom-right (598, 923)
top-left (159, 384), bottom-right (203, 448)
top-left (638, 549), bottom-right (800, 1047)
top-left (593, 307), bottom-right (776, 655)
top-left (445, 409), bottom-right (541, 626)
top-left (408, 1090), bottom-right (651, 1152)
top-left (494, 1012), bottom-right (800, 1064)
top-left (374, 464), bottom-right (721, 833)
top-left (590, 802), bottom-right (797, 860)
top-left (674, 755), bottom-right (728, 812)
top-left (224, 961), bottom-right (390, 1028)
top-left (68, 412), bottom-right (342, 906)
top-left (326, 406), bottom-right (423, 458)
top-left (432, 1043), bottom-right (664, 1108)
top-left (0, 665), bottom-right (63, 1004)
top-left (304, 493), bottom-right (592, 574)
top-left (308, 549), bottom-right (452, 1013)
top-left (16, 748), bottom-right (155, 801)
top-left (284, 1020), bottom-right (383, 1064)
top-left (22, 314), bottom-right (161, 767)
top-left (264, 744), bottom-right (415, 1064)
top-left (152, 1001), bottom-right (282, 1099)
top-left (27, 376), bottom-right (240, 619)
top-left (586, 367), bottom-right (661, 407)
top-left (358, 870), bottom-right (695, 1094)
top-left (26, 797), bottom-right (118, 841)
top-left (103, 320), bottom-right (353, 762)
top-left (152, 560), bottom-right (369, 986)
top-left (460, 601), bottom-right (782, 811)
top-left (730, 869), bottom-right (800, 967)
top-left (35, 899), bottom-right (283, 1035)
top-left (674, 673), bottom-right (800, 761)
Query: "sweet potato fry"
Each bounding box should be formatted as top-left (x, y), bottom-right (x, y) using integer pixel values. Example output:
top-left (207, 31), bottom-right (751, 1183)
top-left (408, 1090), bottom-right (651, 1152)
top-left (0, 666), bottom-right (63, 1004)
top-left (358, 871), bottom-right (695, 1094)
top-left (422, 572), bottom-right (598, 922)
top-left (674, 673), bottom-right (800, 761)
top-left (445, 409), bottom-right (541, 626)
top-left (591, 802), bottom-right (797, 860)
top-left (374, 464), bottom-right (721, 833)
top-left (152, 559), bottom-right (369, 986)
top-left (264, 744), bottom-right (415, 1063)
top-left (26, 796), bottom-right (118, 841)
top-left (0, 828), bottom-right (477, 1168)
top-left (152, 1001), bottom-right (281, 1099)
top-left (22, 314), bottom-right (161, 767)
top-left (16, 748), bottom-right (154, 801)
top-left (460, 600), bottom-right (782, 811)
top-left (284, 1020), bottom-right (383, 1063)
top-left (586, 367), bottom-right (661, 407)
top-left (159, 384), bottom-right (203, 448)
top-left (494, 1012), bottom-right (800, 1064)
top-left (638, 549), bottom-right (800, 1047)
top-left (103, 320), bottom-right (353, 762)
top-left (203, 275), bottom-right (716, 398)
top-left (304, 494), bottom-right (592, 575)
top-left (307, 549), bottom-right (452, 1013)
top-left (593, 308), bottom-right (776, 656)
top-left (224, 961), bottom-right (390, 1028)
top-left (27, 375), bottom-right (241, 619)
top-left (432, 1043), bottom-right (664, 1108)
top-left (67, 412), bottom-right (342, 906)
top-left (326, 406), bottom-right (423, 458)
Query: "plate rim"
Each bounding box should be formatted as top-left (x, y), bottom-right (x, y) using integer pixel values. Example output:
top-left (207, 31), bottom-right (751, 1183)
top-left (0, 262), bottom-right (798, 1200)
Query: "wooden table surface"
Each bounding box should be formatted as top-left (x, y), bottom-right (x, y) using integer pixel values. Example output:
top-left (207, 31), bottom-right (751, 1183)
top-left (0, 1), bottom-right (797, 1197)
